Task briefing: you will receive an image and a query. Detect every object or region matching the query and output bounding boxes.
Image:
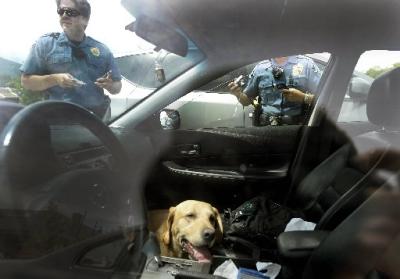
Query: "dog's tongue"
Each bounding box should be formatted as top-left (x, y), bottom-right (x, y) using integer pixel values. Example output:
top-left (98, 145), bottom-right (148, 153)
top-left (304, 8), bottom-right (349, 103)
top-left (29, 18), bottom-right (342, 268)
top-left (183, 242), bottom-right (212, 262)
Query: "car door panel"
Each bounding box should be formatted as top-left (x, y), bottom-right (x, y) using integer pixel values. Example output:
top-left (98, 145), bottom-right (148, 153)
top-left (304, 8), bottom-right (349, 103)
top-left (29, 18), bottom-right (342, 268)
top-left (145, 125), bottom-right (303, 209)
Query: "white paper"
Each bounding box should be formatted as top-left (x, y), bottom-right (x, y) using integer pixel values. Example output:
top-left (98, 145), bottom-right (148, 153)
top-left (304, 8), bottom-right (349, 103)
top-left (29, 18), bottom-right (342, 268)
top-left (284, 218), bottom-right (316, 232)
top-left (213, 259), bottom-right (238, 279)
top-left (256, 262), bottom-right (281, 279)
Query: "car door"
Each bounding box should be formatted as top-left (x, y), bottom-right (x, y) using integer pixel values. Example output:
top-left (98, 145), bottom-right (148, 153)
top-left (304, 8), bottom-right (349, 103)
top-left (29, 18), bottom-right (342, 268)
top-left (143, 55), bottom-right (331, 210)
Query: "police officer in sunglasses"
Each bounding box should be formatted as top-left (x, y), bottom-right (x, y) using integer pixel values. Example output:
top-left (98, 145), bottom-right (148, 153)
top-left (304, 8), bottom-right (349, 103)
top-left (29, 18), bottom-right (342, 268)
top-left (229, 56), bottom-right (321, 126)
top-left (20, 0), bottom-right (122, 121)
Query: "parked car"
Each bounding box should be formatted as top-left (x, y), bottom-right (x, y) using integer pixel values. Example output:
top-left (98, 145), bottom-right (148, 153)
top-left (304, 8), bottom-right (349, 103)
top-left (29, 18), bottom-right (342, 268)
top-left (0, 0), bottom-right (400, 278)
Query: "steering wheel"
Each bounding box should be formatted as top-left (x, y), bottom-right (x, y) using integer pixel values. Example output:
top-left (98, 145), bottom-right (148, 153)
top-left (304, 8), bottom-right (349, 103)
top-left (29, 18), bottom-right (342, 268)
top-left (0, 101), bottom-right (130, 206)
top-left (0, 101), bottom-right (137, 258)
top-left (0, 101), bottom-right (24, 132)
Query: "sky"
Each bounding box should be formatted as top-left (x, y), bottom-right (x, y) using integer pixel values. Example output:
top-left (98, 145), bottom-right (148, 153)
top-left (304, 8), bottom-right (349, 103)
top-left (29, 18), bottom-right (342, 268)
top-left (0, 0), bottom-right (153, 63)
top-left (356, 50), bottom-right (400, 72)
top-left (1, 0), bottom-right (400, 72)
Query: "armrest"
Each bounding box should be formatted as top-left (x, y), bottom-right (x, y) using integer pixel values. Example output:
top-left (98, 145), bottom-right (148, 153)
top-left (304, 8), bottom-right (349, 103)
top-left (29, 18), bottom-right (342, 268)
top-left (277, 231), bottom-right (328, 260)
top-left (163, 161), bottom-right (286, 181)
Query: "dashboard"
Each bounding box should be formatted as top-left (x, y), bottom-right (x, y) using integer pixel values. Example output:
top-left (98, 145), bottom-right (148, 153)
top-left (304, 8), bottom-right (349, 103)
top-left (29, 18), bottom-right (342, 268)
top-left (50, 124), bottom-right (114, 171)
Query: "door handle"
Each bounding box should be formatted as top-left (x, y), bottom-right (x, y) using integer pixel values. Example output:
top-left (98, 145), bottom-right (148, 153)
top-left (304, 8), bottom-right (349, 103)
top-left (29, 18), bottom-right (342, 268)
top-left (177, 144), bottom-right (200, 156)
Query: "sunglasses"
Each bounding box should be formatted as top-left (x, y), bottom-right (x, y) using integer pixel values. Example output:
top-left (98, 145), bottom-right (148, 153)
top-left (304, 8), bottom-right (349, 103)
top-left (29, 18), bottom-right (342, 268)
top-left (57, 7), bottom-right (81, 17)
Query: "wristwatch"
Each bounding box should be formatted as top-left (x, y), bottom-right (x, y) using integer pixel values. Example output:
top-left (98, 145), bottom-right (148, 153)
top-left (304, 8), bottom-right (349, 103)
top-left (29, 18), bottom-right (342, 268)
top-left (303, 93), bottom-right (314, 106)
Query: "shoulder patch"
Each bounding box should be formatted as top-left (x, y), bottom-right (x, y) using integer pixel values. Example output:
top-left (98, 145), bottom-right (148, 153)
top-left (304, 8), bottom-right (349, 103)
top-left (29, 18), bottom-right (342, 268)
top-left (42, 32), bottom-right (60, 39)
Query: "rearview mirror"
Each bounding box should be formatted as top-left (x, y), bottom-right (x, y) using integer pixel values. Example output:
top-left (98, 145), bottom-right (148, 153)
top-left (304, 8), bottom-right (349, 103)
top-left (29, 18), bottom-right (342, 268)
top-left (125, 15), bottom-right (188, 57)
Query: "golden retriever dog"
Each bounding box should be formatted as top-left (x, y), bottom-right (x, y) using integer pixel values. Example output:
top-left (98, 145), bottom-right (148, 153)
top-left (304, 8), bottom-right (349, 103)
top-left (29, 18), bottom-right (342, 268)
top-left (155, 200), bottom-right (223, 262)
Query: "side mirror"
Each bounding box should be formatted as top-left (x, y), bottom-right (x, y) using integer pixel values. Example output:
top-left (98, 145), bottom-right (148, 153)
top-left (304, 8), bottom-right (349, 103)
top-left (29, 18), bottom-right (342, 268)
top-left (125, 15), bottom-right (188, 57)
top-left (348, 76), bottom-right (371, 102)
top-left (160, 109), bottom-right (180, 130)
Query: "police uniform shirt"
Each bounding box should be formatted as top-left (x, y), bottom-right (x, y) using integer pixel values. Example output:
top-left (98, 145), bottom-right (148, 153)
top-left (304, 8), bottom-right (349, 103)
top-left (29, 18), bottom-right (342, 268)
top-left (244, 55), bottom-right (322, 117)
top-left (20, 32), bottom-right (121, 112)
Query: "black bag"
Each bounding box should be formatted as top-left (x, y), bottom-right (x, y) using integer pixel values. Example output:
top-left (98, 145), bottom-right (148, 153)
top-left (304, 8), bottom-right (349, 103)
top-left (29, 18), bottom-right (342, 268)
top-left (223, 196), bottom-right (298, 249)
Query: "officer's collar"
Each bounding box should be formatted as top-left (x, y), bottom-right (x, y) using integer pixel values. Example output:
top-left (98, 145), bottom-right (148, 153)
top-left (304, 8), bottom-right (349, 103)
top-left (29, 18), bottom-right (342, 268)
top-left (77, 35), bottom-right (90, 47)
top-left (271, 56), bottom-right (297, 66)
top-left (287, 56), bottom-right (298, 64)
top-left (59, 32), bottom-right (90, 47)
top-left (57, 32), bottom-right (69, 44)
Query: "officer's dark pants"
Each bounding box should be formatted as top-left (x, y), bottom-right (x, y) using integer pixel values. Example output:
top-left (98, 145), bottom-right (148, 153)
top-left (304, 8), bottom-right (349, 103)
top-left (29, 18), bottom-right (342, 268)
top-left (90, 104), bottom-right (111, 122)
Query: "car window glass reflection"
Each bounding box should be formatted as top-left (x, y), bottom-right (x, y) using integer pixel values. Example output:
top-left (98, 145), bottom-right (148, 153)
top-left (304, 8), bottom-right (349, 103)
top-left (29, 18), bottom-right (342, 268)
top-left (163, 53), bottom-right (330, 129)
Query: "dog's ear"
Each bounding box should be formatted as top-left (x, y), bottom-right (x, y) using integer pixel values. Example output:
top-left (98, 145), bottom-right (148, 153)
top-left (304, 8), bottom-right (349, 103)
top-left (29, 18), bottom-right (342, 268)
top-left (162, 206), bottom-right (176, 246)
top-left (212, 207), bottom-right (224, 243)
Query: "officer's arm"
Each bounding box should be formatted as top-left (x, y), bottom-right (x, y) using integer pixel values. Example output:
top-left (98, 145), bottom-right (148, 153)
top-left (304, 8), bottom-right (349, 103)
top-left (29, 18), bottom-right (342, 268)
top-left (21, 73), bottom-right (78, 91)
top-left (107, 80), bottom-right (122, 94)
top-left (282, 88), bottom-right (315, 105)
top-left (94, 71), bottom-right (122, 94)
top-left (104, 52), bottom-right (122, 94)
top-left (94, 79), bottom-right (122, 94)
top-left (228, 82), bottom-right (253, 106)
top-left (21, 74), bottom-right (58, 91)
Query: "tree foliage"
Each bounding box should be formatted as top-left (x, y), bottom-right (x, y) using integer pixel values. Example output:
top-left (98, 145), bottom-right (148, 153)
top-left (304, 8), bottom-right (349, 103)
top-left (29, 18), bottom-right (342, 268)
top-left (365, 63), bottom-right (400, 79)
top-left (0, 75), bottom-right (45, 105)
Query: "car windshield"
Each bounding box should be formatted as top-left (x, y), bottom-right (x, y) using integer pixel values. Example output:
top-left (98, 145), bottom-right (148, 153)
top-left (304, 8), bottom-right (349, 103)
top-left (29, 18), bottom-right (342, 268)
top-left (0, 1), bottom-right (204, 122)
top-left (2, 0), bottom-right (400, 278)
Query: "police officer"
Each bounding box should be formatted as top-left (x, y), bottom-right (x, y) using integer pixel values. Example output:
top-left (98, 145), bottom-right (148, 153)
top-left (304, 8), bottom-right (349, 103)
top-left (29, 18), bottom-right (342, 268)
top-left (20, 0), bottom-right (122, 120)
top-left (229, 56), bottom-right (321, 126)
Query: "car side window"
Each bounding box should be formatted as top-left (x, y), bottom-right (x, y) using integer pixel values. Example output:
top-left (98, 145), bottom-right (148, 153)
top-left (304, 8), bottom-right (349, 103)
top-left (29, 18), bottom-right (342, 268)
top-left (338, 50), bottom-right (400, 123)
top-left (161, 53), bottom-right (329, 130)
top-left (198, 63), bottom-right (257, 93)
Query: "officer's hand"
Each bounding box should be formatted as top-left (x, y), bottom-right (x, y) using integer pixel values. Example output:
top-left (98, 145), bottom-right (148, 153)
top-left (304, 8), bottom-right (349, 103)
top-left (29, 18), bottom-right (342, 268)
top-left (228, 81), bottom-right (243, 98)
top-left (282, 88), bottom-right (306, 103)
top-left (95, 71), bottom-right (114, 91)
top-left (53, 73), bottom-right (80, 88)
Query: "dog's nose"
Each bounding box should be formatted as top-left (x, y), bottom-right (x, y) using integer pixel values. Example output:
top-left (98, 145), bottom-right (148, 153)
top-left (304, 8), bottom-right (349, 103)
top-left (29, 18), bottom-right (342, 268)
top-left (202, 228), bottom-right (215, 241)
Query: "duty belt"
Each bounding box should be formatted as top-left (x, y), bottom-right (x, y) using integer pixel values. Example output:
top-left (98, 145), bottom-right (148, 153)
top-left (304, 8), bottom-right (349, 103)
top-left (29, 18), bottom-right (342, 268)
top-left (259, 114), bottom-right (303, 126)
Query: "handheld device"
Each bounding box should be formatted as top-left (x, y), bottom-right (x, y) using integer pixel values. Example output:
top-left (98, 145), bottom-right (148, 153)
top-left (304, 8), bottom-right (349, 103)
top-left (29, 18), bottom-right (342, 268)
top-left (234, 75), bottom-right (245, 88)
top-left (72, 77), bottom-right (86, 86)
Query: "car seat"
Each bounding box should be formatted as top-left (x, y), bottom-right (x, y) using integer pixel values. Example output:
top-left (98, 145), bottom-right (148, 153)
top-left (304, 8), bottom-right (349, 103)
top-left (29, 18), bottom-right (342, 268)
top-left (302, 177), bottom-right (400, 279)
top-left (277, 67), bottom-right (400, 277)
top-left (290, 67), bottom-right (400, 231)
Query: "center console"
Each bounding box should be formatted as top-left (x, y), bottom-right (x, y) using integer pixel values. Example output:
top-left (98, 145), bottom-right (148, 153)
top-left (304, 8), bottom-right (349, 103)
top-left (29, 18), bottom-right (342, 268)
top-left (143, 256), bottom-right (213, 279)
top-left (140, 255), bottom-right (263, 279)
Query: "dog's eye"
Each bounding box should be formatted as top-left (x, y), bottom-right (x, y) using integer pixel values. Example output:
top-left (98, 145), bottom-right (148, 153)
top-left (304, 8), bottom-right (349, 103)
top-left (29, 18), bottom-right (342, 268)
top-left (209, 215), bottom-right (216, 225)
top-left (186, 213), bottom-right (195, 219)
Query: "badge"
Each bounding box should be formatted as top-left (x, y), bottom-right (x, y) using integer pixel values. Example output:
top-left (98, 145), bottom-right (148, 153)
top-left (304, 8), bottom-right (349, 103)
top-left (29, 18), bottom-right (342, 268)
top-left (90, 47), bottom-right (100, 57)
top-left (292, 64), bottom-right (304, 76)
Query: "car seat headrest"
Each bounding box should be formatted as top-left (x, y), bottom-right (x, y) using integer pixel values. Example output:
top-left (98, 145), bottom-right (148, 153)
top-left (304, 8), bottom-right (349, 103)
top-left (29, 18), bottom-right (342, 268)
top-left (367, 67), bottom-right (400, 129)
